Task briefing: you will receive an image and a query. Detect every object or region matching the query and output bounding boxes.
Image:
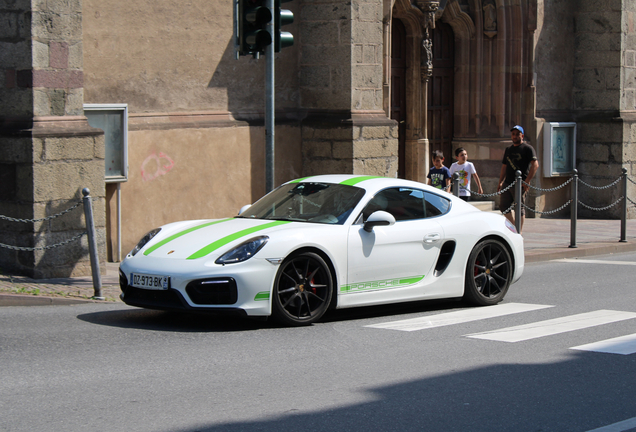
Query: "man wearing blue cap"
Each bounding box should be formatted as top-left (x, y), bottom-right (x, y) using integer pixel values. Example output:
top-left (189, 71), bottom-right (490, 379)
top-left (497, 125), bottom-right (539, 234)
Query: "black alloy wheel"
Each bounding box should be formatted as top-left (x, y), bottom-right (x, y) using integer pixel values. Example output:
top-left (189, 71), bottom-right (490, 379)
top-left (272, 252), bottom-right (333, 326)
top-left (463, 239), bottom-right (512, 306)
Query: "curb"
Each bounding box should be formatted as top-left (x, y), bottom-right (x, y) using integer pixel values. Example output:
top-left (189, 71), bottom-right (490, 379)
top-left (0, 293), bottom-right (110, 307)
top-left (524, 241), bottom-right (636, 263)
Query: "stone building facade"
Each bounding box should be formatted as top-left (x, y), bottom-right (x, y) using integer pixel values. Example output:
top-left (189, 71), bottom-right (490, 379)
top-left (1, 0), bottom-right (635, 277)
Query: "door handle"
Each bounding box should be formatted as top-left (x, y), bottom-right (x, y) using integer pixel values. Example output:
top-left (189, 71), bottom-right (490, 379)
top-left (424, 233), bottom-right (441, 243)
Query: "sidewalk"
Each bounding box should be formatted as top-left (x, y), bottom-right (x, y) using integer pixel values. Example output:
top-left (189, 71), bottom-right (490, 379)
top-left (1, 218), bottom-right (635, 306)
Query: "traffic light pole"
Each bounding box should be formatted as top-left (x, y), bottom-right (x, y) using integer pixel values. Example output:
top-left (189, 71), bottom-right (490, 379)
top-left (265, 0), bottom-right (275, 193)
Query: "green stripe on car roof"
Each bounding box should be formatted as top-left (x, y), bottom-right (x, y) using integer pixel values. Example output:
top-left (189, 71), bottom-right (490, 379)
top-left (289, 177), bottom-right (313, 183)
top-left (144, 218), bottom-right (233, 256)
top-left (339, 176), bottom-right (385, 186)
top-left (187, 220), bottom-right (291, 260)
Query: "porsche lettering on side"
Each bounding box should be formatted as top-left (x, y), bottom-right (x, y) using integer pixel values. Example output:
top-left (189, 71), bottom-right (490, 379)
top-left (119, 175), bottom-right (524, 326)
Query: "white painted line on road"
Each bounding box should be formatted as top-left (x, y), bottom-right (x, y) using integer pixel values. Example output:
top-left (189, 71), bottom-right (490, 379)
top-left (586, 416), bottom-right (636, 432)
top-left (571, 333), bottom-right (636, 355)
top-left (465, 310), bottom-right (636, 343)
top-left (365, 303), bottom-right (553, 332)
top-left (552, 258), bottom-right (636, 266)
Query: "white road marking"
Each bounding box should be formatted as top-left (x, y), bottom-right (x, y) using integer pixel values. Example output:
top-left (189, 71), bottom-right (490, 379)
top-left (466, 310), bottom-right (636, 343)
top-left (365, 303), bottom-right (553, 332)
top-left (586, 416), bottom-right (636, 431)
top-left (552, 258), bottom-right (636, 266)
top-left (571, 333), bottom-right (636, 355)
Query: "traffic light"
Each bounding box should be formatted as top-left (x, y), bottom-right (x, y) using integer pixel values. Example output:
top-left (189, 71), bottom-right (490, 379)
top-left (237, 0), bottom-right (272, 56)
top-left (274, 0), bottom-right (294, 52)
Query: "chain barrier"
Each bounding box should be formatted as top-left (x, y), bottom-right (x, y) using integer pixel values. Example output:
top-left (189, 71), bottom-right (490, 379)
top-left (0, 232), bottom-right (87, 251)
top-left (522, 176), bottom-right (573, 194)
top-left (462, 180), bottom-right (516, 198)
top-left (0, 188), bottom-right (103, 298)
top-left (501, 203), bottom-right (515, 215)
top-left (579, 176), bottom-right (622, 190)
top-left (579, 197), bottom-right (624, 212)
top-left (523, 200), bottom-right (572, 216)
top-left (0, 200), bottom-right (83, 223)
top-left (629, 176), bottom-right (636, 185)
top-left (0, 200), bottom-right (86, 251)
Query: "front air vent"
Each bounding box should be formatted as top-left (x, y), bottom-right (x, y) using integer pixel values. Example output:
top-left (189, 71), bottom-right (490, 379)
top-left (434, 241), bottom-right (456, 277)
top-left (186, 278), bottom-right (238, 305)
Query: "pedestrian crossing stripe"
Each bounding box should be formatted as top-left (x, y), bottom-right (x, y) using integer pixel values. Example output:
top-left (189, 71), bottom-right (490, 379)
top-left (465, 310), bottom-right (636, 343)
top-left (552, 258), bottom-right (636, 266)
top-left (365, 302), bottom-right (553, 332)
top-left (571, 333), bottom-right (636, 355)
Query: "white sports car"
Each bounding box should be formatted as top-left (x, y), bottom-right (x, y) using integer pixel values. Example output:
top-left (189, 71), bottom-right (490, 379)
top-left (119, 175), bottom-right (524, 325)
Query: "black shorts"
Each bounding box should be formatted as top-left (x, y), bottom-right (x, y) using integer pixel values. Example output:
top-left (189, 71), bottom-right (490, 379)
top-left (500, 183), bottom-right (527, 216)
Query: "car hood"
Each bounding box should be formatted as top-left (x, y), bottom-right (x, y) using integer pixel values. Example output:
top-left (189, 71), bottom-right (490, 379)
top-left (139, 218), bottom-right (294, 260)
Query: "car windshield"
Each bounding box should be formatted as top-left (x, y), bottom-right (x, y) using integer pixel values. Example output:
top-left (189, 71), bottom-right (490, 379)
top-left (238, 182), bottom-right (366, 224)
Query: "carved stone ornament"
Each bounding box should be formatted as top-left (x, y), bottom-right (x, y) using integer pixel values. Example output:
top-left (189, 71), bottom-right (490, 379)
top-left (421, 36), bottom-right (433, 79)
top-left (414, 0), bottom-right (440, 30)
top-left (483, 1), bottom-right (497, 38)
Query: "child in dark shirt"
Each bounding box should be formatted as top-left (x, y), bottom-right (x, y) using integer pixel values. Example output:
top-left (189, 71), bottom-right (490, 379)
top-left (426, 150), bottom-right (451, 192)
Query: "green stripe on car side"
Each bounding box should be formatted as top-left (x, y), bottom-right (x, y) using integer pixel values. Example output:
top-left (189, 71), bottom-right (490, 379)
top-left (254, 291), bottom-right (270, 301)
top-left (143, 218), bottom-right (233, 256)
top-left (187, 220), bottom-right (291, 260)
top-left (340, 275), bottom-right (425, 293)
top-left (339, 176), bottom-right (384, 186)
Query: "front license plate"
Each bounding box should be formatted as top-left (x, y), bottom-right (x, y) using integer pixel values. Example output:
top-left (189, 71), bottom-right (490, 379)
top-left (130, 273), bottom-right (169, 290)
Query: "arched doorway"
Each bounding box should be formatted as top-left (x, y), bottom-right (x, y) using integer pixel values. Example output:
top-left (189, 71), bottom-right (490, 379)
top-left (428, 21), bottom-right (455, 164)
top-left (390, 18), bottom-right (407, 178)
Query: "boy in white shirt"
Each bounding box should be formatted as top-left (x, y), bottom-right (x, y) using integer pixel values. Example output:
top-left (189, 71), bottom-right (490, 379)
top-left (449, 147), bottom-right (483, 201)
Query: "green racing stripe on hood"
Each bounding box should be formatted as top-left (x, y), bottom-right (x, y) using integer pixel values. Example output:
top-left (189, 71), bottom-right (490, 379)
top-left (143, 218), bottom-right (233, 256)
top-left (339, 176), bottom-right (385, 186)
top-left (187, 220), bottom-right (291, 260)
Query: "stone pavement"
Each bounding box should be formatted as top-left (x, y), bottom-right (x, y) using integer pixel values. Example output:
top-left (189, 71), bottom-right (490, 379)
top-left (1, 218), bottom-right (635, 306)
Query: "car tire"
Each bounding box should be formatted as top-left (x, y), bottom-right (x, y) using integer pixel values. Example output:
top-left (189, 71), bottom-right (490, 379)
top-left (463, 239), bottom-right (512, 306)
top-left (272, 251), bottom-right (333, 326)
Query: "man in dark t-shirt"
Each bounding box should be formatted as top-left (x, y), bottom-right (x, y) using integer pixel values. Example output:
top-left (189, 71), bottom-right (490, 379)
top-left (497, 125), bottom-right (539, 234)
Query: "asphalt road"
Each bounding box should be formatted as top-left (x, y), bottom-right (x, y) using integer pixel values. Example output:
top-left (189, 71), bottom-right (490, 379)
top-left (2, 252), bottom-right (636, 432)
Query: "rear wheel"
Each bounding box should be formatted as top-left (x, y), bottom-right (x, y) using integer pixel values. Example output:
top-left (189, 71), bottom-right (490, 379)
top-left (463, 239), bottom-right (512, 305)
top-left (272, 252), bottom-right (333, 326)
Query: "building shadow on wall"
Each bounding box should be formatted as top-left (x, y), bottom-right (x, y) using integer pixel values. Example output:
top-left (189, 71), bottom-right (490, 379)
top-left (208, 38), bottom-right (301, 203)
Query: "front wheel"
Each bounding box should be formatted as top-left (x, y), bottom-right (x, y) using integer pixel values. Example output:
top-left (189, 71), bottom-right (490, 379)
top-left (463, 239), bottom-right (512, 306)
top-left (272, 252), bottom-right (333, 326)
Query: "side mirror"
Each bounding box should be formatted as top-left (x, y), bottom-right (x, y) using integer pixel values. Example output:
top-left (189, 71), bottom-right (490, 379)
top-left (238, 204), bottom-right (252, 215)
top-left (363, 210), bottom-right (395, 232)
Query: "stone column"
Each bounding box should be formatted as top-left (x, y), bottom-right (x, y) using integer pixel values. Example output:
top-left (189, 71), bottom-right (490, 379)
top-left (299, 0), bottom-right (398, 178)
top-left (0, 0), bottom-right (106, 278)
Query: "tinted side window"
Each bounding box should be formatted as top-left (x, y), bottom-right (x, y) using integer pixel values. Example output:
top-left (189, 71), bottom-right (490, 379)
top-left (424, 191), bottom-right (451, 216)
top-left (362, 188), bottom-right (426, 222)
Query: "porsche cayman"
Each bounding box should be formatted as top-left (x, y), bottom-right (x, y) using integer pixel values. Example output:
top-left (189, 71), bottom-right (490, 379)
top-left (119, 175), bottom-right (524, 325)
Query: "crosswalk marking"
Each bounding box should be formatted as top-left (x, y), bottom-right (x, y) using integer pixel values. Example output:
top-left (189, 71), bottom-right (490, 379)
top-left (465, 310), bottom-right (636, 343)
top-left (571, 333), bottom-right (636, 355)
top-left (364, 303), bottom-right (553, 332)
top-left (586, 416), bottom-right (636, 432)
top-left (552, 258), bottom-right (636, 266)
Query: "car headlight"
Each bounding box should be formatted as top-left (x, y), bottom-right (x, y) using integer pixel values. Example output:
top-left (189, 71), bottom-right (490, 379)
top-left (130, 228), bottom-right (161, 256)
top-left (215, 236), bottom-right (268, 265)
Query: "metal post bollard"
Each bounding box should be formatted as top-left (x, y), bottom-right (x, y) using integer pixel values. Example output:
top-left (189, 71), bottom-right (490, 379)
top-left (452, 173), bottom-right (460, 197)
top-left (570, 169), bottom-right (578, 248)
top-left (514, 170), bottom-right (522, 235)
top-left (621, 168), bottom-right (627, 243)
top-left (82, 188), bottom-right (104, 300)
